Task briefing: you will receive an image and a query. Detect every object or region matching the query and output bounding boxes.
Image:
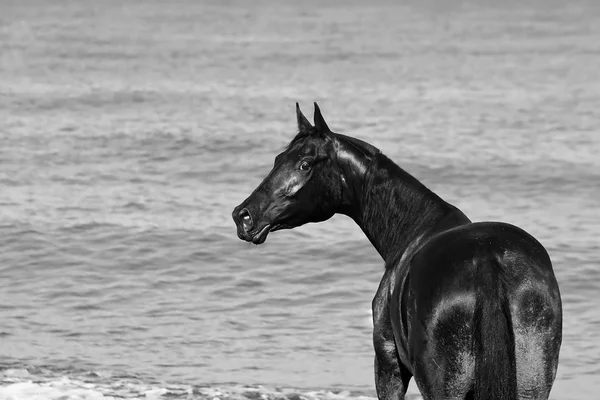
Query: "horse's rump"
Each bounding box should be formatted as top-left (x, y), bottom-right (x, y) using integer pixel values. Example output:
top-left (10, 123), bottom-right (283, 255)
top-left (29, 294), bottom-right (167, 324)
top-left (401, 222), bottom-right (560, 399)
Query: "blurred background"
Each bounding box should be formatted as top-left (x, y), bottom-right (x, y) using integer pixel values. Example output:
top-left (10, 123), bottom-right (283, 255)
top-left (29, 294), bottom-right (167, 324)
top-left (1, 0), bottom-right (599, 399)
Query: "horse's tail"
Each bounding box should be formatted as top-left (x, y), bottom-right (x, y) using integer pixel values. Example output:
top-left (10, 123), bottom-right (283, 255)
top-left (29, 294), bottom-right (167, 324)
top-left (473, 256), bottom-right (517, 400)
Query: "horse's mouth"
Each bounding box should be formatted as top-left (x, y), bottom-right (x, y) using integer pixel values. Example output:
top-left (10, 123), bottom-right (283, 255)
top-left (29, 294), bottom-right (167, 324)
top-left (249, 223), bottom-right (290, 244)
top-left (251, 224), bottom-right (271, 245)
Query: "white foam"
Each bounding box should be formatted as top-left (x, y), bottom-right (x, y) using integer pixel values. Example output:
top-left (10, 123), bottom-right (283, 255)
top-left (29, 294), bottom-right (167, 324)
top-left (0, 378), bottom-right (114, 400)
top-left (0, 368), bottom-right (422, 400)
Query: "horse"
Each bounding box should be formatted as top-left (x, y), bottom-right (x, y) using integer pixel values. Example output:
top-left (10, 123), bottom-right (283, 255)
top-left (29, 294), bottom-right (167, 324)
top-left (231, 103), bottom-right (562, 400)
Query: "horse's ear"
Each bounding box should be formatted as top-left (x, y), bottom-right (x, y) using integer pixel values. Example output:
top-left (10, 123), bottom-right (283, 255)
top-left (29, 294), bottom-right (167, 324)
top-left (296, 102), bottom-right (313, 132)
top-left (313, 102), bottom-right (330, 133)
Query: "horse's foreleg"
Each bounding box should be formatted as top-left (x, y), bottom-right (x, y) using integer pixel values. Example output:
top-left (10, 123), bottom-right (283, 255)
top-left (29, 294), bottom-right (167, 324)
top-left (373, 334), bottom-right (412, 400)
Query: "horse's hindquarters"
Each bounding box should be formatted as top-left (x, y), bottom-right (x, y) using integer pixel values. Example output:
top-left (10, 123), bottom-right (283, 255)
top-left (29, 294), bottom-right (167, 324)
top-left (403, 222), bottom-right (562, 400)
top-left (408, 290), bottom-right (562, 400)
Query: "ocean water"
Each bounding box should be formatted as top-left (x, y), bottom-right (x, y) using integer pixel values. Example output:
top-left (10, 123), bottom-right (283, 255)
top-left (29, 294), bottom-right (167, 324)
top-left (1, 0), bottom-right (599, 399)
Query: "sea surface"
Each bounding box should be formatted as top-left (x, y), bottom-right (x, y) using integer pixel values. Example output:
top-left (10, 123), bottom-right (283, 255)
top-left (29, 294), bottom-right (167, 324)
top-left (1, 0), bottom-right (599, 399)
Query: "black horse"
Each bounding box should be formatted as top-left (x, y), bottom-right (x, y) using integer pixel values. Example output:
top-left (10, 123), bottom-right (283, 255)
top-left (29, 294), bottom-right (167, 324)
top-left (232, 103), bottom-right (562, 400)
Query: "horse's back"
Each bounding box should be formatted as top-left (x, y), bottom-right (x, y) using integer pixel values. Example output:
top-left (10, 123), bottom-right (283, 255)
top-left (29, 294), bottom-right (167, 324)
top-left (411, 221), bottom-right (559, 295)
top-left (401, 222), bottom-right (562, 399)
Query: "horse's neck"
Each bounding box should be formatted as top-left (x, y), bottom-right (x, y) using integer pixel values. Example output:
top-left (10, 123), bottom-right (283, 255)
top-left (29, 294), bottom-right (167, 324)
top-left (339, 147), bottom-right (469, 265)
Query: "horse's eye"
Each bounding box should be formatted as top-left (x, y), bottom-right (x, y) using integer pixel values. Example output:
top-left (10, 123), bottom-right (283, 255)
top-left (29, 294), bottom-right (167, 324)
top-left (299, 161), bottom-right (311, 171)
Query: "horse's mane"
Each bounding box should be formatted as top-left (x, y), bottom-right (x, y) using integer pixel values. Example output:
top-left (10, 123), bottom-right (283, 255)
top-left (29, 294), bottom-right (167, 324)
top-left (336, 133), bottom-right (381, 158)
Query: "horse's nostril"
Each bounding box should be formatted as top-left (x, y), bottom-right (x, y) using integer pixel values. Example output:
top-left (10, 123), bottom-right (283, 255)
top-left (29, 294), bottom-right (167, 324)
top-left (239, 208), bottom-right (253, 231)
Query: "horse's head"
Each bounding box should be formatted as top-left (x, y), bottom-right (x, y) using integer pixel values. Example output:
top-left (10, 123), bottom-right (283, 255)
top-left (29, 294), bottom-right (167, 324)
top-left (232, 103), bottom-right (345, 244)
